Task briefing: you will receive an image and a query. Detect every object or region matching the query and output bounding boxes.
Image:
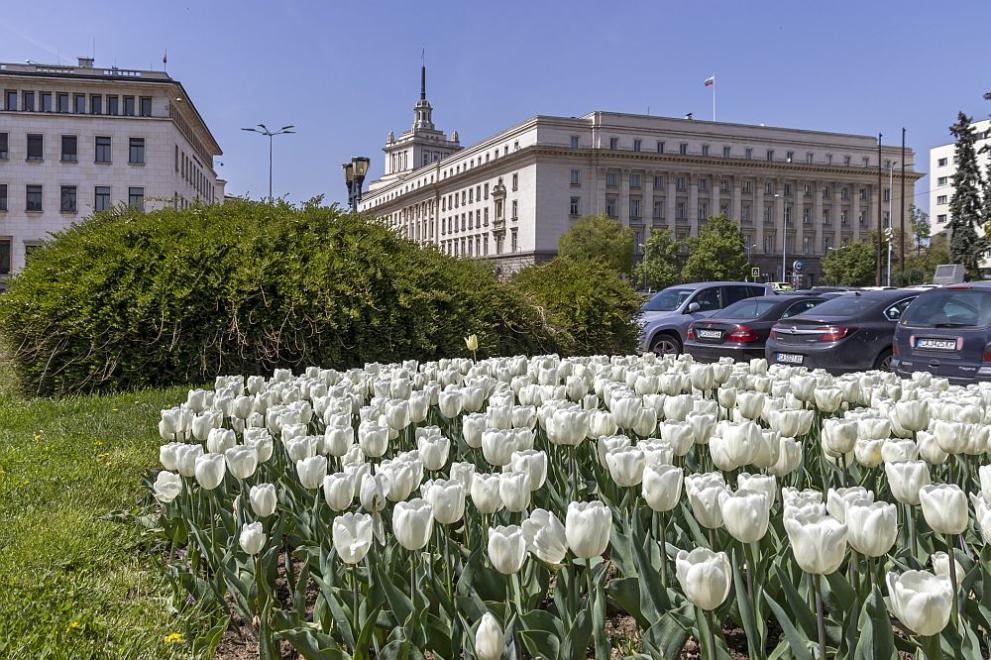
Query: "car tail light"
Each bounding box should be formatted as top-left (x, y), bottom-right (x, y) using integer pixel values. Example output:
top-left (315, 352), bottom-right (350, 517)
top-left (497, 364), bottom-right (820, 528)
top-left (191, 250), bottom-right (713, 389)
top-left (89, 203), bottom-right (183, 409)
top-left (983, 343), bottom-right (991, 362)
top-left (769, 327), bottom-right (780, 339)
top-left (687, 323), bottom-right (696, 341)
top-left (892, 341), bottom-right (900, 357)
top-left (726, 325), bottom-right (758, 343)
top-left (816, 326), bottom-right (850, 342)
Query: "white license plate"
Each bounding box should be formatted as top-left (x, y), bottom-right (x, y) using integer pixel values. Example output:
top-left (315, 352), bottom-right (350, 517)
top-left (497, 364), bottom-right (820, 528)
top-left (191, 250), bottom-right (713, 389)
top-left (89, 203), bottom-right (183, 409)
top-left (916, 338), bottom-right (957, 351)
top-left (697, 329), bottom-right (722, 339)
top-left (776, 352), bottom-right (804, 364)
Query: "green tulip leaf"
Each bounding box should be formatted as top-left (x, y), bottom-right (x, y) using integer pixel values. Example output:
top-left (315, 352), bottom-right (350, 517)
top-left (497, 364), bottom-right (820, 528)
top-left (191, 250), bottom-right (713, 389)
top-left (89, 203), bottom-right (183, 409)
top-left (606, 577), bottom-right (647, 627)
top-left (730, 547), bottom-right (761, 659)
top-left (641, 602), bottom-right (692, 660)
top-left (518, 629), bottom-right (561, 660)
top-left (764, 591), bottom-right (814, 660)
top-left (563, 607), bottom-right (592, 660)
top-left (852, 584), bottom-right (895, 660)
top-left (353, 604), bottom-right (383, 660)
top-left (773, 564), bottom-right (818, 639)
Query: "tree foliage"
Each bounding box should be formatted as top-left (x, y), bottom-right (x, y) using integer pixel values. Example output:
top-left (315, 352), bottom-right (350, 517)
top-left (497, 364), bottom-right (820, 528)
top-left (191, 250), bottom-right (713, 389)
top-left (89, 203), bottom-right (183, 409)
top-left (899, 233), bottom-right (952, 285)
top-left (909, 205), bottom-right (931, 255)
top-left (558, 215), bottom-right (635, 276)
top-left (634, 228), bottom-right (681, 291)
top-left (821, 238), bottom-right (878, 286)
top-left (948, 112), bottom-right (986, 277)
top-left (680, 214), bottom-right (748, 282)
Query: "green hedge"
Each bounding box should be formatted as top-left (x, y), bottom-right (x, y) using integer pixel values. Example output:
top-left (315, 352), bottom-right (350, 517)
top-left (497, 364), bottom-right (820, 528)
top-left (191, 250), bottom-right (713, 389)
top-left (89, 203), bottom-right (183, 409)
top-left (0, 201), bottom-right (639, 396)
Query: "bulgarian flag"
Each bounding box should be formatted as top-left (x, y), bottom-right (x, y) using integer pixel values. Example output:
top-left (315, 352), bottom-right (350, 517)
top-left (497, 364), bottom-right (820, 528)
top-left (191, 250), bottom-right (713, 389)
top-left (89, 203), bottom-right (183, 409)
top-left (704, 75), bottom-right (715, 87)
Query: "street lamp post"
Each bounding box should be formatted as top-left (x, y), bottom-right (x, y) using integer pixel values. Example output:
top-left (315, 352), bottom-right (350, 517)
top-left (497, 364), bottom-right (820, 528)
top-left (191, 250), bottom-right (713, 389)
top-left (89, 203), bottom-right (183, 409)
top-left (241, 124), bottom-right (295, 203)
top-left (886, 161), bottom-right (896, 287)
top-left (342, 156), bottom-right (371, 211)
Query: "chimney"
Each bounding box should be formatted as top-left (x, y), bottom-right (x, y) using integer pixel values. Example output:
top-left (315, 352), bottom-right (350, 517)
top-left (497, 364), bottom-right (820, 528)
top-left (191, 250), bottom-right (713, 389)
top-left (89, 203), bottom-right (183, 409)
top-left (77, 57), bottom-right (94, 68)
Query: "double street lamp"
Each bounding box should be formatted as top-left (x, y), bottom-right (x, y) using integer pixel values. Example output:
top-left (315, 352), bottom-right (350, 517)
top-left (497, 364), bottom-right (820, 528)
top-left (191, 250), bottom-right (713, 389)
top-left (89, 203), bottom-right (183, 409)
top-left (241, 123), bottom-right (295, 203)
top-left (342, 156), bottom-right (371, 211)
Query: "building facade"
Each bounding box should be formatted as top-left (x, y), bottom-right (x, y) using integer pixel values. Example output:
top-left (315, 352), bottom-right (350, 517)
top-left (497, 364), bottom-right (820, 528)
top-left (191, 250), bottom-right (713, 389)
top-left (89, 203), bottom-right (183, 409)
top-left (360, 79), bottom-right (919, 285)
top-left (929, 118), bottom-right (991, 236)
top-left (0, 58), bottom-right (224, 282)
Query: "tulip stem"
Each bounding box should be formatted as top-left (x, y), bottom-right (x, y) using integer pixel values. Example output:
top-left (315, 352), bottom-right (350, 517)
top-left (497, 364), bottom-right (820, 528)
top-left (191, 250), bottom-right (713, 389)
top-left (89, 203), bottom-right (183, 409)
top-left (351, 566), bottom-right (359, 646)
top-left (923, 633), bottom-right (942, 659)
top-left (813, 576), bottom-right (826, 660)
top-left (409, 552), bottom-right (417, 610)
top-left (702, 607), bottom-right (718, 660)
top-left (945, 535), bottom-right (960, 634)
top-left (658, 511), bottom-right (668, 589)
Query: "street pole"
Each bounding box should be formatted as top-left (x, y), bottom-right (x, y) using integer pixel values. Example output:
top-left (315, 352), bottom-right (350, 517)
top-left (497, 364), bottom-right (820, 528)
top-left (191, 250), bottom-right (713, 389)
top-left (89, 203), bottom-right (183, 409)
top-left (268, 133), bottom-right (273, 203)
top-left (900, 128), bottom-right (906, 282)
top-left (888, 162), bottom-right (895, 286)
top-left (241, 124), bottom-right (295, 204)
top-left (876, 133), bottom-right (883, 287)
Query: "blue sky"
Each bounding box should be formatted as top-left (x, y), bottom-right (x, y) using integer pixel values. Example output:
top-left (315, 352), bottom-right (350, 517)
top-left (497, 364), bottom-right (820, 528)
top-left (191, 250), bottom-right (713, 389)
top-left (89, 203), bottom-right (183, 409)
top-left (3, 0), bottom-right (989, 212)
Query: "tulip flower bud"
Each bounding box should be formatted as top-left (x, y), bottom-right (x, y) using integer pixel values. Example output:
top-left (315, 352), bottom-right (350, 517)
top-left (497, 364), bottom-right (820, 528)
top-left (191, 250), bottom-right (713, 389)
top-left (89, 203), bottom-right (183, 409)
top-left (392, 498), bottom-right (434, 551)
top-left (470, 473), bottom-right (504, 514)
top-left (881, 438), bottom-right (918, 464)
top-left (931, 551), bottom-right (963, 581)
top-left (854, 438), bottom-right (884, 468)
top-left (333, 512), bottom-right (373, 564)
top-left (439, 389), bottom-right (464, 419)
top-left (663, 394), bottom-right (694, 422)
top-left (239, 521), bottom-right (266, 556)
top-left (449, 461), bottom-right (476, 491)
top-left (475, 612), bottom-right (503, 660)
top-left (886, 570), bottom-right (953, 637)
top-left (508, 449), bottom-right (547, 491)
top-left (919, 484), bottom-right (968, 535)
top-left (885, 460), bottom-right (931, 505)
top-left (565, 500), bottom-right (612, 559)
top-left (488, 525), bottom-right (528, 575)
top-left (322, 473), bottom-right (355, 511)
top-left (521, 508), bottom-right (568, 564)
top-left (675, 547), bottom-right (734, 613)
top-left (359, 472), bottom-right (389, 513)
top-left (719, 489), bottom-right (770, 543)
top-left (970, 493), bottom-right (991, 544)
top-left (825, 487), bottom-right (873, 523)
top-left (324, 427), bottom-right (354, 458)
top-left (295, 456), bottom-right (327, 490)
top-left (417, 435), bottom-right (451, 472)
top-left (894, 400), bottom-right (930, 433)
top-left (153, 470), bottom-right (183, 503)
top-left (357, 421), bottom-right (389, 458)
top-left (427, 478), bottom-right (466, 525)
top-left (249, 483), bottom-right (278, 518)
top-left (737, 473), bottom-right (776, 506)
top-left (686, 473), bottom-right (728, 529)
top-left (224, 445), bottom-right (258, 480)
top-left (499, 471), bottom-right (531, 513)
top-left (822, 419), bottom-right (858, 455)
top-left (206, 427), bottom-right (236, 454)
top-left (194, 453), bottom-right (226, 490)
top-left (174, 444), bottom-right (203, 478)
top-left (784, 509), bottom-right (847, 575)
top-left (845, 501), bottom-right (897, 557)
top-left (660, 421), bottom-right (695, 457)
top-left (606, 446), bottom-right (646, 488)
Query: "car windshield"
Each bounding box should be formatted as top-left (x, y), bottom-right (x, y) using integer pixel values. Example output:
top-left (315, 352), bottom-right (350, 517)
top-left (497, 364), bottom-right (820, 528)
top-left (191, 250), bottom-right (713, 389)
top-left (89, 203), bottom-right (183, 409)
top-left (717, 297), bottom-right (779, 320)
top-left (901, 289), bottom-right (991, 328)
top-left (644, 287), bottom-right (693, 312)
top-left (794, 295), bottom-right (881, 318)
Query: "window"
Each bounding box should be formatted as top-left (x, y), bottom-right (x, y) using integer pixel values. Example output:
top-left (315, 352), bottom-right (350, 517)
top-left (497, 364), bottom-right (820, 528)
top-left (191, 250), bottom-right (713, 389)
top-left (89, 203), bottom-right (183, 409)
top-left (107, 95), bottom-right (119, 115)
top-left (24, 242), bottom-right (43, 263)
top-left (61, 135), bottom-right (77, 162)
top-left (606, 196), bottom-right (617, 218)
top-left (884, 188), bottom-right (890, 202)
top-left (783, 300), bottom-right (820, 318)
top-left (653, 199), bottom-right (664, 220)
top-left (23, 91), bottom-right (35, 111)
top-left (40, 92), bottom-right (52, 112)
top-left (57, 93), bottom-right (69, 113)
top-left (743, 180), bottom-right (753, 194)
top-left (698, 178), bottom-right (708, 192)
top-left (785, 205), bottom-right (792, 224)
top-left (783, 183), bottom-right (792, 196)
top-left (938, 157), bottom-right (948, 167)
top-left (763, 234), bottom-right (774, 254)
top-left (606, 172), bottom-right (618, 188)
top-left (723, 145), bottom-right (731, 158)
top-left (697, 201), bottom-right (707, 220)
top-left (742, 203), bottom-right (752, 223)
top-left (863, 157), bottom-right (870, 167)
top-left (702, 144), bottom-right (710, 156)
top-left (60, 185), bottom-right (77, 212)
top-left (27, 134), bottom-right (43, 160)
top-left (570, 169), bottom-right (581, 187)
top-left (844, 155), bottom-right (851, 166)
top-left (764, 181), bottom-right (773, 195)
top-left (841, 210), bottom-right (848, 225)
top-left (630, 197), bottom-right (641, 219)
top-left (653, 175), bottom-right (664, 189)
top-left (803, 208), bottom-right (811, 224)
top-left (691, 287), bottom-right (722, 312)
top-left (570, 135), bottom-right (580, 148)
top-left (74, 94), bottom-right (86, 113)
top-left (936, 195), bottom-right (948, 205)
top-left (95, 136), bottom-right (111, 163)
top-left (94, 186), bottom-right (111, 211)
top-left (630, 173), bottom-right (641, 189)
top-left (745, 147), bottom-right (753, 160)
top-left (803, 236), bottom-right (812, 254)
top-left (634, 139), bottom-right (642, 152)
top-left (511, 200), bottom-right (518, 219)
top-left (806, 152), bottom-right (814, 164)
top-left (511, 229), bottom-right (518, 253)
top-left (90, 95), bottom-right (102, 114)
top-left (860, 187), bottom-right (868, 201)
top-left (841, 187), bottom-right (849, 201)
top-left (676, 176), bottom-right (686, 192)
top-left (766, 149), bottom-right (774, 161)
top-left (483, 208), bottom-right (489, 225)
top-left (858, 211), bottom-right (866, 226)
top-left (139, 97), bottom-right (152, 117)
top-left (26, 185), bottom-right (43, 211)
top-left (679, 143), bottom-right (688, 155)
top-left (128, 187), bottom-right (145, 210)
top-left (484, 183), bottom-right (489, 199)
top-left (937, 214), bottom-right (947, 224)
top-left (123, 96), bottom-right (135, 116)
top-left (609, 137), bottom-right (619, 150)
top-left (0, 239), bottom-right (9, 275)
top-left (0, 184), bottom-right (6, 211)
top-left (511, 173), bottom-right (518, 191)
top-left (656, 141), bottom-right (664, 154)
top-left (676, 202), bottom-right (686, 220)
top-left (826, 153), bottom-right (833, 164)
top-left (0, 133), bottom-right (7, 160)
top-left (570, 196), bottom-right (580, 216)
top-left (5, 89), bottom-right (17, 110)
top-left (764, 206), bottom-right (773, 224)
top-left (937, 176), bottom-right (948, 186)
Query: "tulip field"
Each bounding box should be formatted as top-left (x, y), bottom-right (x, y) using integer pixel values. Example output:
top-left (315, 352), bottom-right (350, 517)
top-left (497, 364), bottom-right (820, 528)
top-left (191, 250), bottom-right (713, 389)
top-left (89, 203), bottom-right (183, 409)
top-left (150, 353), bottom-right (991, 659)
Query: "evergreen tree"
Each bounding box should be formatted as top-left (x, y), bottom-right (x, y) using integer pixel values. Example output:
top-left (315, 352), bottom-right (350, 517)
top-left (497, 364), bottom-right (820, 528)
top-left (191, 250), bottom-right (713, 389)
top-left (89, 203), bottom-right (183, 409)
top-left (947, 112), bottom-right (986, 277)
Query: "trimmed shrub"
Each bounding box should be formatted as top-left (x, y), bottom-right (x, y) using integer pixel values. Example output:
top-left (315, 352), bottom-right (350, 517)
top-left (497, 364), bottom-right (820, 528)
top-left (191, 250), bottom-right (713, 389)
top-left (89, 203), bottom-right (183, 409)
top-left (510, 257), bottom-right (641, 356)
top-left (0, 201), bottom-right (552, 395)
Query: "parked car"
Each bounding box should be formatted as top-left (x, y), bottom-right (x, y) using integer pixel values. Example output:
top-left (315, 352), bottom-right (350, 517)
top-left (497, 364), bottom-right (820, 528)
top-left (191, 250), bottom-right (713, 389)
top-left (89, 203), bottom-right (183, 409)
top-left (892, 283), bottom-right (991, 383)
top-left (639, 282), bottom-right (774, 355)
top-left (684, 294), bottom-right (825, 363)
top-left (764, 289), bottom-right (918, 373)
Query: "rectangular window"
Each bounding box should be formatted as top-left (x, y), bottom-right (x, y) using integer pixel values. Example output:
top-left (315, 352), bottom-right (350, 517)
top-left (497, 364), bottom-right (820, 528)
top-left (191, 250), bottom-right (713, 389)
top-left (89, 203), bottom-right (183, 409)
top-left (631, 198), bottom-right (641, 219)
top-left (570, 135), bottom-right (580, 148)
top-left (57, 93), bottom-right (69, 112)
top-left (676, 202), bottom-right (686, 220)
top-left (806, 152), bottom-right (814, 164)
top-left (630, 173), bottom-right (641, 189)
top-left (698, 178), bottom-right (708, 192)
top-left (512, 173), bottom-right (518, 191)
top-left (766, 149), bottom-right (774, 161)
top-left (606, 196), bottom-right (617, 218)
top-left (0, 239), bottom-right (10, 275)
top-left (803, 208), bottom-right (811, 224)
top-left (784, 183), bottom-right (792, 196)
top-left (653, 199), bottom-right (664, 220)
top-left (826, 154), bottom-right (833, 164)
top-left (26, 185), bottom-right (43, 211)
top-left (742, 203), bottom-right (752, 222)
top-left (94, 186), bottom-right (111, 211)
top-left (936, 195), bottom-right (948, 205)
top-left (27, 134), bottom-right (43, 160)
top-left (937, 214), bottom-right (947, 224)
top-left (5, 89), bottom-right (17, 110)
top-left (511, 200), bottom-right (518, 219)
top-left (656, 141), bottom-right (664, 154)
top-left (606, 172), bottom-right (618, 188)
top-left (570, 169), bottom-right (581, 187)
top-left (139, 97), bottom-right (152, 117)
top-left (511, 230), bottom-right (518, 253)
top-left (74, 94), bottom-right (86, 113)
top-left (483, 208), bottom-right (489, 225)
top-left (570, 196), bottom-right (580, 216)
top-left (90, 94), bottom-right (102, 114)
top-left (60, 185), bottom-right (77, 212)
top-left (723, 145), bottom-right (731, 158)
top-left (0, 184), bottom-right (6, 211)
top-left (937, 176), bottom-right (948, 186)
top-left (764, 206), bottom-right (773, 224)
top-left (765, 181), bottom-right (774, 195)
top-left (883, 188), bottom-right (890, 202)
top-left (676, 176), bottom-right (686, 192)
top-left (938, 157), bottom-right (948, 167)
top-left (123, 96), bottom-right (135, 116)
top-left (633, 139), bottom-right (642, 152)
top-left (785, 205), bottom-right (792, 224)
top-left (0, 133), bottom-right (7, 160)
top-left (61, 135), bottom-right (77, 162)
top-left (95, 136), bottom-right (111, 163)
top-left (484, 183), bottom-right (489, 199)
top-left (609, 137), bottom-right (619, 150)
top-left (702, 144), bottom-right (710, 156)
top-left (841, 210), bottom-right (848, 225)
top-left (107, 95), bottom-right (119, 115)
top-left (863, 157), bottom-right (870, 167)
top-left (786, 151), bottom-right (795, 162)
top-left (844, 155), bottom-right (851, 166)
top-left (23, 91), bottom-right (35, 111)
top-left (698, 201), bottom-right (707, 220)
top-left (679, 143), bottom-right (688, 155)
top-left (653, 175), bottom-right (664, 189)
top-left (743, 180), bottom-right (753, 194)
top-left (40, 92), bottom-right (52, 112)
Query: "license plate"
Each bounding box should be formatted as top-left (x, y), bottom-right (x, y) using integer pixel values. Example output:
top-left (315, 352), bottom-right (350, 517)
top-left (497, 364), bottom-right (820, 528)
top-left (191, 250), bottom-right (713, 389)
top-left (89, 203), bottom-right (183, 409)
top-left (697, 329), bottom-right (722, 339)
top-left (776, 352), bottom-right (804, 364)
top-left (915, 338), bottom-right (957, 351)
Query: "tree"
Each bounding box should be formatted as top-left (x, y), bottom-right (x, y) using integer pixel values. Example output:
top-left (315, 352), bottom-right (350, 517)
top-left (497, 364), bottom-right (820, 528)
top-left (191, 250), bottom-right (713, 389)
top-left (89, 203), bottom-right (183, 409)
top-left (680, 214), bottom-right (748, 282)
top-left (634, 227), bottom-right (680, 291)
top-left (909, 205), bottom-right (930, 255)
top-left (948, 112), bottom-right (986, 277)
top-left (558, 214), bottom-right (635, 276)
top-left (821, 238), bottom-right (878, 286)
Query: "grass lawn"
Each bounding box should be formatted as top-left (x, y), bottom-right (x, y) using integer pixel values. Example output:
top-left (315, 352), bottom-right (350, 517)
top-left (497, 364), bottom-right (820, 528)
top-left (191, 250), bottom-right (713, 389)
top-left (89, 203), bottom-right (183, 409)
top-left (0, 369), bottom-right (213, 659)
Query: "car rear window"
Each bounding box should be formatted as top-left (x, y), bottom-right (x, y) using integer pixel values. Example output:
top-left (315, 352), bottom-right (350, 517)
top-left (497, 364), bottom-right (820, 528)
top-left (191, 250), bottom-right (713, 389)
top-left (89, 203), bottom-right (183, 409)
top-left (795, 295), bottom-right (881, 317)
top-left (901, 289), bottom-right (991, 328)
top-left (718, 297), bottom-right (779, 320)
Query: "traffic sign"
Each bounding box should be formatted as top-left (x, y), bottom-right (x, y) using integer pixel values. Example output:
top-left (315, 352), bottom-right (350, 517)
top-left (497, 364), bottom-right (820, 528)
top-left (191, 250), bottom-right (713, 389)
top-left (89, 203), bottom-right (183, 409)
top-left (793, 260), bottom-right (804, 273)
top-left (751, 266), bottom-right (760, 278)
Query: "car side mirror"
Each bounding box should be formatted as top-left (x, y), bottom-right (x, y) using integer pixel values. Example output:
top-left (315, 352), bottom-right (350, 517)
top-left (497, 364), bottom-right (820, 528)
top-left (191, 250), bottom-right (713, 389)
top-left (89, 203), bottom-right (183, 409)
top-left (686, 302), bottom-right (701, 313)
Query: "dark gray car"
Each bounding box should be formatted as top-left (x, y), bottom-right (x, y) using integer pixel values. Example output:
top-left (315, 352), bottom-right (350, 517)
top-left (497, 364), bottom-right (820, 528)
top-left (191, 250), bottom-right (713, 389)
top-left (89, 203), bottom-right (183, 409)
top-left (765, 289), bottom-right (918, 373)
top-left (893, 283), bottom-right (991, 383)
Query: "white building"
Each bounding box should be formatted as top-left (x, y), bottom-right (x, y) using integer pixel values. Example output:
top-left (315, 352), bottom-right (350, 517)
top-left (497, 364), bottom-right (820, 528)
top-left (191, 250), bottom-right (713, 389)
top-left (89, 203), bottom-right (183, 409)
top-left (0, 58), bottom-right (224, 282)
top-left (929, 118), bottom-right (991, 236)
top-left (359, 70), bottom-right (918, 285)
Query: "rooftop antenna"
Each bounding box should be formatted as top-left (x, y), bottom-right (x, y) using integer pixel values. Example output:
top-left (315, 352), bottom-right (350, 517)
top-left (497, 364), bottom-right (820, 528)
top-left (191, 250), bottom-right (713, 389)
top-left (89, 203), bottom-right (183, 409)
top-left (420, 48), bottom-right (426, 100)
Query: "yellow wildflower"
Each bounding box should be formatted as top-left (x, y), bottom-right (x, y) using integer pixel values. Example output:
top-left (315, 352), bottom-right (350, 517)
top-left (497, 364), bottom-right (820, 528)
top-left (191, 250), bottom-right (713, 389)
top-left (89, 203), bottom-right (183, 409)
top-left (163, 631), bottom-right (183, 644)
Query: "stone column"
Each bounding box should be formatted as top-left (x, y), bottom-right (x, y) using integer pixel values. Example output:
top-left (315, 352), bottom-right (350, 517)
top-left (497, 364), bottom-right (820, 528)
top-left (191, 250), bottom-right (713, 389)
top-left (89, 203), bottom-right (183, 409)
top-left (832, 185), bottom-right (843, 245)
top-left (712, 177), bottom-right (721, 216)
top-left (619, 169), bottom-right (630, 225)
top-left (851, 186), bottom-right (861, 242)
top-left (732, 177), bottom-right (742, 222)
top-left (642, 170), bottom-right (653, 225)
top-left (688, 174), bottom-right (699, 236)
top-left (794, 181), bottom-right (806, 255)
top-left (593, 167), bottom-right (606, 216)
top-left (666, 173), bottom-right (677, 231)
top-left (775, 184), bottom-right (786, 261)
top-left (754, 178), bottom-right (765, 256)
top-left (813, 182), bottom-right (824, 255)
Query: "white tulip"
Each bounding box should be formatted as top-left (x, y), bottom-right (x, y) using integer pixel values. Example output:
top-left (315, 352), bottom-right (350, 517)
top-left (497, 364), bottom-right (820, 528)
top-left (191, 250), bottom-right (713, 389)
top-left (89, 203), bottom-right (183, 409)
top-left (393, 498), bottom-right (434, 551)
top-left (239, 521), bottom-right (266, 555)
top-left (919, 483), bottom-right (968, 535)
top-left (737, 473), bottom-right (776, 506)
top-left (675, 547), bottom-right (732, 611)
top-left (357, 421), bottom-right (389, 458)
top-left (481, 430), bottom-right (516, 467)
top-left (324, 427), bottom-right (354, 457)
top-left (881, 439), bottom-right (919, 464)
top-left (768, 437), bottom-right (803, 477)
top-left (224, 445), bottom-right (258, 480)
top-left (719, 489), bottom-right (770, 543)
top-left (499, 471), bottom-right (531, 512)
top-left (249, 483), bottom-right (278, 518)
top-left (475, 612), bottom-right (503, 660)
top-left (243, 429), bottom-right (274, 463)
top-left (322, 473), bottom-right (355, 511)
top-left (471, 473), bottom-right (504, 514)
top-left (333, 512), bottom-right (373, 564)
top-left (417, 435), bottom-right (451, 472)
top-left (296, 455), bottom-right (327, 490)
top-left (931, 552), bottom-right (964, 581)
top-left (207, 427), bottom-right (237, 454)
top-left (825, 487), bottom-right (874, 523)
top-left (488, 525), bottom-right (528, 574)
top-left (970, 493), bottom-right (991, 544)
top-left (508, 450), bottom-right (547, 490)
top-left (894, 400), bottom-right (929, 433)
top-left (642, 464), bottom-right (684, 512)
top-left (845, 502), bottom-right (898, 557)
top-left (886, 570), bottom-right (953, 637)
top-left (685, 473), bottom-right (728, 529)
top-left (449, 461), bottom-right (476, 491)
top-left (822, 419), bottom-right (858, 455)
top-left (605, 446), bottom-right (646, 487)
top-left (194, 453), bottom-right (226, 490)
top-left (659, 421), bottom-right (695, 456)
top-left (462, 413), bottom-right (487, 449)
top-left (153, 470), bottom-right (183, 503)
top-left (359, 472), bottom-right (390, 513)
top-left (854, 438), bottom-right (884, 468)
top-left (175, 444), bottom-right (204, 478)
top-left (521, 508), bottom-right (568, 564)
top-left (565, 500), bottom-right (612, 558)
top-left (885, 460), bottom-right (931, 505)
top-left (427, 478), bottom-right (466, 525)
top-left (784, 509), bottom-right (847, 575)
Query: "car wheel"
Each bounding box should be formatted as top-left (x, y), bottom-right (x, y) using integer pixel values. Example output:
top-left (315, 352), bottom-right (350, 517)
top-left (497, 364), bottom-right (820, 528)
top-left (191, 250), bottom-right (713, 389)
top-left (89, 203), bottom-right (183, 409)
top-left (651, 334), bottom-right (681, 356)
top-left (874, 349), bottom-right (893, 372)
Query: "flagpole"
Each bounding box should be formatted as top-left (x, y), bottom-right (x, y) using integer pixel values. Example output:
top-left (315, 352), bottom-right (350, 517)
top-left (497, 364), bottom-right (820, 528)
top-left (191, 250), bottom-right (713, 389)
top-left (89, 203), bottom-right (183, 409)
top-left (712, 76), bottom-right (716, 122)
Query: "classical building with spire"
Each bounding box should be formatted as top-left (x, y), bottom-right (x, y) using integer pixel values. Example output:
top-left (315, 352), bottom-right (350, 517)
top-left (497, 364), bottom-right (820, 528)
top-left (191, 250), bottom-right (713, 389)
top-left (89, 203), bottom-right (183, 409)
top-left (359, 68), bottom-right (919, 282)
top-left (371, 65), bottom-right (460, 190)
